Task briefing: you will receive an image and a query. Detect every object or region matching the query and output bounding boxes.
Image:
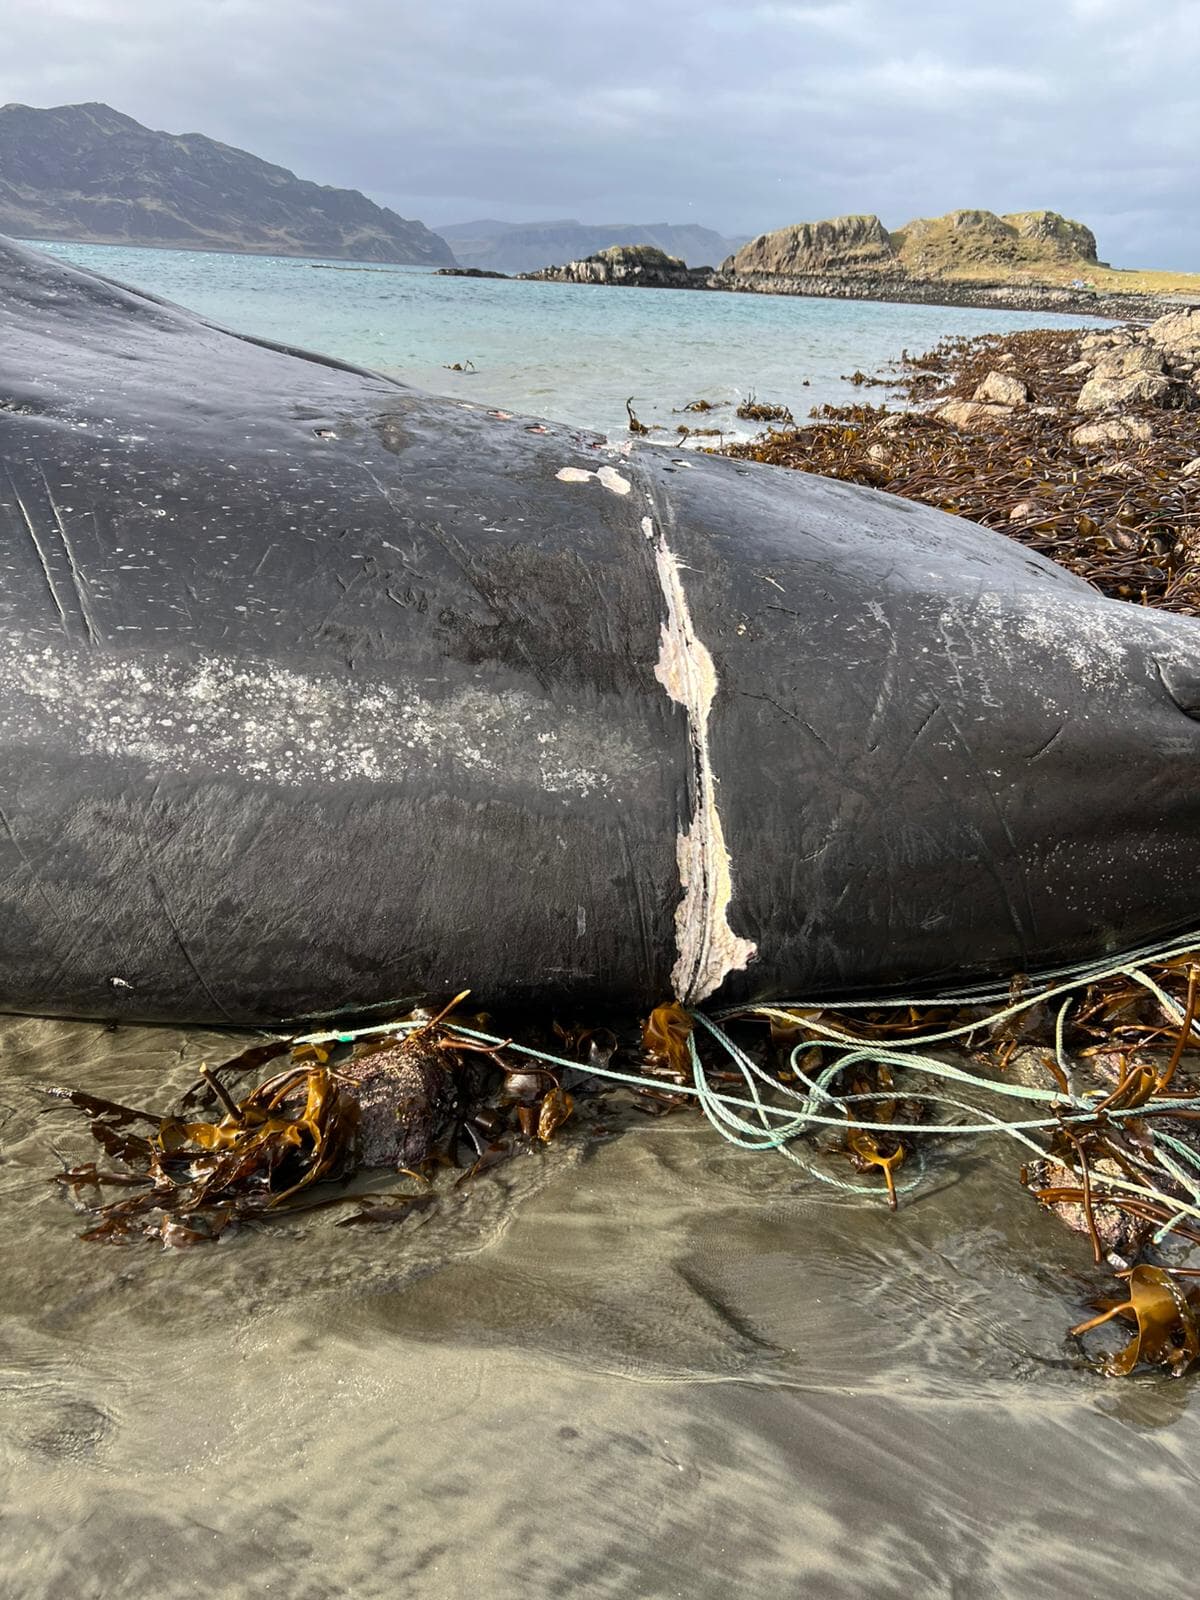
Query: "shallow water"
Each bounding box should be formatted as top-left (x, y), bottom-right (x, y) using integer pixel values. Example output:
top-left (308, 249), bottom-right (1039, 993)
top-left (3, 1016), bottom-right (1194, 1599)
top-left (26, 240), bottom-right (1110, 442)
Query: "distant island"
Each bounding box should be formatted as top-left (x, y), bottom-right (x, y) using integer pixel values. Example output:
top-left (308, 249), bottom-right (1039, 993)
top-left (435, 217), bottom-right (747, 274)
top-left (0, 101), bottom-right (455, 265)
top-left (515, 214), bottom-right (1200, 319)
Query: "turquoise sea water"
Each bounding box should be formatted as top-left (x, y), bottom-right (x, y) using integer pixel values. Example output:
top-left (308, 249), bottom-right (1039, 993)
top-left (28, 239), bottom-right (1109, 440)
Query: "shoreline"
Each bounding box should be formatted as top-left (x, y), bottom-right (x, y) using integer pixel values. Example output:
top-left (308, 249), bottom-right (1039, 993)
top-left (718, 313), bottom-right (1200, 611)
top-left (514, 258), bottom-right (1195, 322)
top-left (713, 268), bottom-right (1191, 323)
top-left (13, 231), bottom-right (447, 267)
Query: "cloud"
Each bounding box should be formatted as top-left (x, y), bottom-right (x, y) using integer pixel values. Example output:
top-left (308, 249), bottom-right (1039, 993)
top-left (0, 0), bottom-right (1197, 267)
top-left (842, 55), bottom-right (1049, 109)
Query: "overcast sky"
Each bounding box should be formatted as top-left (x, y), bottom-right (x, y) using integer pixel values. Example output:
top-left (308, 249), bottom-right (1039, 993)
top-left (1, 0), bottom-right (1197, 267)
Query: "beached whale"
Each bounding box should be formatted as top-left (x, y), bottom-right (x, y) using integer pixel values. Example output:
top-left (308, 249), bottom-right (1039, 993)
top-left (1, 232), bottom-right (1199, 1027)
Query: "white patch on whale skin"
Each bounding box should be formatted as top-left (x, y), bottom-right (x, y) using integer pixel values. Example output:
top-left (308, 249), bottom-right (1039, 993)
top-left (596, 466), bottom-right (631, 495)
top-left (0, 642), bottom-right (634, 801)
top-left (641, 514), bottom-right (756, 1004)
top-left (555, 465), bottom-right (632, 496)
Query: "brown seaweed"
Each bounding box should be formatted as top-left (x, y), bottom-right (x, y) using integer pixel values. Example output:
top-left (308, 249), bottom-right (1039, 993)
top-left (721, 327), bottom-right (1200, 614)
top-left (735, 394), bottom-right (794, 425)
top-left (1071, 1266), bottom-right (1200, 1377)
top-left (47, 994), bottom-right (607, 1247)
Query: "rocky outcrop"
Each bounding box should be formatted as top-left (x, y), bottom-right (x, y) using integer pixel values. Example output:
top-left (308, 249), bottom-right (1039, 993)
top-left (524, 244), bottom-right (713, 288)
top-left (1004, 210), bottom-right (1099, 263)
top-left (1074, 315), bottom-right (1200, 412)
top-left (892, 208), bottom-right (1100, 276)
top-left (526, 211), bottom-right (1195, 320)
top-left (727, 208), bottom-right (1101, 285)
top-left (724, 214), bottom-right (898, 276)
top-left (0, 101), bottom-right (455, 264)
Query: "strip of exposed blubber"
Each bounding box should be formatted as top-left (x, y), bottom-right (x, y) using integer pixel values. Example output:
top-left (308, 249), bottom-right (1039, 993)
top-left (641, 514), bottom-right (757, 1003)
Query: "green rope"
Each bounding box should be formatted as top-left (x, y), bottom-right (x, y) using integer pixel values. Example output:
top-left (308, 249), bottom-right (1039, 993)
top-left (286, 931), bottom-right (1200, 1214)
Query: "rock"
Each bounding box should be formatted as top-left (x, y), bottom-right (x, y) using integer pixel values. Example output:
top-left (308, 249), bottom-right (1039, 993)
top-left (1071, 417), bottom-right (1154, 448)
top-left (1025, 1155), bottom-right (1150, 1263)
top-left (1008, 499), bottom-right (1046, 522)
top-left (866, 443), bottom-right (892, 464)
top-left (893, 208), bottom-right (1099, 277)
top-left (1148, 307), bottom-right (1200, 359)
top-left (725, 214), bottom-right (898, 276)
top-left (1076, 372), bottom-right (1174, 411)
top-left (1098, 458), bottom-right (1143, 477)
top-left (1183, 458), bottom-right (1200, 477)
top-left (1090, 345), bottom-right (1165, 380)
top-left (1061, 360), bottom-right (1092, 376)
top-left (526, 244), bottom-right (711, 289)
top-left (934, 400), bottom-right (1014, 429)
top-left (1003, 209), bottom-right (1100, 263)
top-left (339, 1035), bottom-right (459, 1170)
top-left (1081, 330), bottom-right (1136, 355)
top-left (973, 370), bottom-right (1030, 406)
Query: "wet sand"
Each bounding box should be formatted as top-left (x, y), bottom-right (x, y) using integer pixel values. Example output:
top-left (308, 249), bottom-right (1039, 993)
top-left (2, 1013), bottom-right (1195, 1599)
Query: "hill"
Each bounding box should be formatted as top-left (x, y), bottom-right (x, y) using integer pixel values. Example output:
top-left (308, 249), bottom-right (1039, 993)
top-left (436, 217), bottom-right (745, 274)
top-left (0, 101), bottom-right (454, 264)
top-left (725, 209), bottom-right (1104, 281)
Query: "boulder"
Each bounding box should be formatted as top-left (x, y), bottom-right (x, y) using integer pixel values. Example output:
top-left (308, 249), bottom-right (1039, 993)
top-left (1071, 418), bottom-right (1153, 449)
top-left (1080, 330), bottom-right (1136, 357)
top-left (1183, 458), bottom-right (1200, 478)
top-left (935, 400), bottom-right (1015, 429)
top-left (1090, 345), bottom-right (1165, 380)
top-left (1148, 308), bottom-right (1200, 359)
top-left (1076, 372), bottom-right (1174, 411)
top-left (1061, 360), bottom-right (1092, 376)
top-left (973, 370), bottom-right (1030, 406)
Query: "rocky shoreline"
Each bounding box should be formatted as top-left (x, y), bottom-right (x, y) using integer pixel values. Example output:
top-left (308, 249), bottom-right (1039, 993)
top-left (713, 268), bottom-right (1183, 322)
top-left (479, 244), bottom-right (1194, 321)
top-left (719, 308), bottom-right (1200, 610)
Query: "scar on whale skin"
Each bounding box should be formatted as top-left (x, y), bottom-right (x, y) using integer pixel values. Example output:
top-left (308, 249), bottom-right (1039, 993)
top-left (641, 514), bottom-right (757, 1003)
top-left (555, 465), bottom-right (632, 496)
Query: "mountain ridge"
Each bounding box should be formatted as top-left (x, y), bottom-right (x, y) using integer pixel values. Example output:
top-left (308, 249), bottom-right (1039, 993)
top-left (0, 101), bottom-right (454, 265)
top-left (439, 217), bottom-right (747, 274)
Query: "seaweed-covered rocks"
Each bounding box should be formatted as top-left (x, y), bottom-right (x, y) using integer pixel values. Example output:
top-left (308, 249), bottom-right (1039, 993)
top-left (721, 320), bottom-right (1200, 613)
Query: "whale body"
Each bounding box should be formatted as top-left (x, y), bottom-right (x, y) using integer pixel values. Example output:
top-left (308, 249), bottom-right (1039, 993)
top-left (1, 234), bottom-right (1199, 1026)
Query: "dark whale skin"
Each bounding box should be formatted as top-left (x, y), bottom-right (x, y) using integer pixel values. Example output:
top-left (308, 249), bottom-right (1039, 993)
top-left (1, 233), bottom-right (1198, 1027)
